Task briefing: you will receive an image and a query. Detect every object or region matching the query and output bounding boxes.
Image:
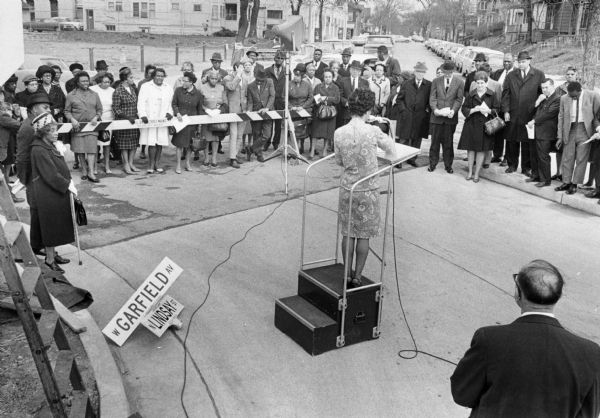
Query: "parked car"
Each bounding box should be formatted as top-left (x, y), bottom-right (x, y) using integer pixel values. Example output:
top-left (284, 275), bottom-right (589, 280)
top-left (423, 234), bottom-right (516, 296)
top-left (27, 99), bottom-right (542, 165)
top-left (351, 34), bottom-right (369, 47)
top-left (24, 17), bottom-right (84, 32)
top-left (394, 35), bottom-right (411, 43)
top-left (363, 35), bottom-right (394, 54)
top-left (411, 35), bottom-right (424, 42)
top-left (319, 39), bottom-right (354, 53)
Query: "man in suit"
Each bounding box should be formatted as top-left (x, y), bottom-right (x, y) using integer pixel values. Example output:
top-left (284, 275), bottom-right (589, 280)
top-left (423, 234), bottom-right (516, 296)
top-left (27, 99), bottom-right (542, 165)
top-left (552, 66), bottom-right (579, 182)
top-left (428, 60), bottom-right (464, 173)
top-left (501, 50), bottom-right (545, 175)
top-left (338, 48), bottom-right (353, 77)
top-left (306, 48), bottom-right (327, 82)
top-left (393, 62), bottom-right (431, 167)
top-left (526, 78), bottom-right (561, 187)
top-left (377, 46), bottom-right (402, 90)
top-left (264, 50), bottom-right (287, 151)
top-left (464, 52), bottom-right (487, 96)
top-left (490, 53), bottom-right (514, 165)
top-left (338, 61), bottom-right (369, 124)
top-left (555, 81), bottom-right (600, 194)
top-left (201, 53), bottom-right (228, 83)
top-left (246, 68), bottom-right (275, 162)
top-left (451, 259), bottom-right (600, 418)
top-left (245, 46), bottom-right (265, 77)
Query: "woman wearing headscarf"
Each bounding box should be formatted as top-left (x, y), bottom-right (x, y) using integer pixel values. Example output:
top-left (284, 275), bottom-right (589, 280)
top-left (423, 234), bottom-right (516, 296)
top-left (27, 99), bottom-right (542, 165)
top-left (112, 67), bottom-right (140, 174)
top-left (334, 89), bottom-right (397, 287)
top-left (137, 68), bottom-right (174, 173)
top-left (29, 112), bottom-right (76, 273)
top-left (199, 70), bottom-right (228, 167)
top-left (64, 71), bottom-right (102, 182)
top-left (91, 72), bottom-right (115, 174)
top-left (311, 68), bottom-right (340, 159)
top-left (171, 71), bottom-right (204, 173)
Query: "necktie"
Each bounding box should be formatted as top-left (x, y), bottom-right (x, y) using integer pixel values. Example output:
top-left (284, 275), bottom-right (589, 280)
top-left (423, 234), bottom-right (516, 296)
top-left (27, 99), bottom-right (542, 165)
top-left (522, 70), bottom-right (526, 79)
top-left (575, 97), bottom-right (579, 123)
top-left (445, 78), bottom-right (450, 93)
top-left (352, 77), bottom-right (356, 90)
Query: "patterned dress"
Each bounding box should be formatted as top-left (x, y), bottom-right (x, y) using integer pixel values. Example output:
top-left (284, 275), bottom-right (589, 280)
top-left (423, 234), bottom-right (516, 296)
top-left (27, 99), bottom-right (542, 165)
top-left (112, 82), bottom-right (140, 150)
top-left (199, 83), bottom-right (228, 143)
top-left (334, 118), bottom-right (397, 239)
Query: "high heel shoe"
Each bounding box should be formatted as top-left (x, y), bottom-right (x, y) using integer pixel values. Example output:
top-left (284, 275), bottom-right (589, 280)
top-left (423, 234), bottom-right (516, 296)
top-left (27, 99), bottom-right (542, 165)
top-left (45, 260), bottom-right (65, 273)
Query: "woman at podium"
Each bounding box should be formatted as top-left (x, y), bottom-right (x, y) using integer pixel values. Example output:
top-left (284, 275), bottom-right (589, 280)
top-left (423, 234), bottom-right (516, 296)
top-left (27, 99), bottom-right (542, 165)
top-left (333, 90), bottom-right (397, 287)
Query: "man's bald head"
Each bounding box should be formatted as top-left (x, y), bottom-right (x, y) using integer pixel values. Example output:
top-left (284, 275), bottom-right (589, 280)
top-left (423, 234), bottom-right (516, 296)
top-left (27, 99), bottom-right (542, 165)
top-left (516, 260), bottom-right (563, 305)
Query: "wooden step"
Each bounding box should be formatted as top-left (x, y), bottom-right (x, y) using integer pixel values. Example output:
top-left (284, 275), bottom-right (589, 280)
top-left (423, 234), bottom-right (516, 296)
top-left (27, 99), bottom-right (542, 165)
top-left (21, 266), bottom-right (42, 300)
top-left (3, 220), bottom-right (23, 246)
top-left (37, 310), bottom-right (59, 349)
top-left (69, 390), bottom-right (95, 418)
top-left (53, 350), bottom-right (75, 395)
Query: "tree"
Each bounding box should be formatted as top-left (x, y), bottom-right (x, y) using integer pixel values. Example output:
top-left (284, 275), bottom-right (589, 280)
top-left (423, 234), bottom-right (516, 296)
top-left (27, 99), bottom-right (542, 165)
top-left (290, 0), bottom-right (304, 15)
top-left (248, 0), bottom-right (261, 38)
top-left (582, 0), bottom-right (599, 88)
top-left (369, 0), bottom-right (410, 34)
top-left (236, 0), bottom-right (250, 42)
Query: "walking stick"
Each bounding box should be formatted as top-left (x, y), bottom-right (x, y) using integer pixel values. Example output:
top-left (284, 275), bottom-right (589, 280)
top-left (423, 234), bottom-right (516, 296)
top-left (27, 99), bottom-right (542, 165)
top-left (69, 192), bottom-right (82, 265)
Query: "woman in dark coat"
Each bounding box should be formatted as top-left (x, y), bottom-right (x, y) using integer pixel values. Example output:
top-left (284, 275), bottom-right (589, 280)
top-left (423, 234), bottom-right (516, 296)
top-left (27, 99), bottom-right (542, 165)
top-left (171, 71), bottom-right (204, 173)
top-left (458, 71), bottom-right (500, 182)
top-left (29, 112), bottom-right (75, 273)
top-left (311, 68), bottom-right (340, 159)
top-left (37, 65), bottom-right (66, 123)
top-left (112, 67), bottom-right (140, 174)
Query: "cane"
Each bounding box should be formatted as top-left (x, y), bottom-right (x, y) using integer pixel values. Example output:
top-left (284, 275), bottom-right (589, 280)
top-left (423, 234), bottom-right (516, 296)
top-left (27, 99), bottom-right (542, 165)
top-left (69, 192), bottom-right (82, 265)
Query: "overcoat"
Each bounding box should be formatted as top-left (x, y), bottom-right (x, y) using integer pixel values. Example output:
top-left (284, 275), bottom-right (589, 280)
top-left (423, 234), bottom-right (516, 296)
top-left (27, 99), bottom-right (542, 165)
top-left (171, 86), bottom-right (204, 148)
top-left (457, 89), bottom-right (500, 152)
top-left (394, 77), bottom-right (431, 140)
top-left (501, 66), bottom-right (545, 141)
top-left (30, 138), bottom-right (74, 247)
top-left (111, 82), bottom-right (140, 150)
top-left (311, 82), bottom-right (340, 140)
top-left (137, 81), bottom-right (173, 146)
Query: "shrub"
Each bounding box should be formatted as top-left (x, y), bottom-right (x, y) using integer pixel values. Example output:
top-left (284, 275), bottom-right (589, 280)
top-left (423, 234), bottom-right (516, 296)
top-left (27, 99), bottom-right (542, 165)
top-left (213, 27), bottom-right (237, 37)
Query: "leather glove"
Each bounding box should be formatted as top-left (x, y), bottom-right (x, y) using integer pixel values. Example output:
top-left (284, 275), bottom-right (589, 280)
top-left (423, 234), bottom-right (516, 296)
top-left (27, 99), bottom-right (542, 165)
top-left (166, 113), bottom-right (173, 121)
top-left (127, 116), bottom-right (136, 124)
top-left (141, 116), bottom-right (149, 124)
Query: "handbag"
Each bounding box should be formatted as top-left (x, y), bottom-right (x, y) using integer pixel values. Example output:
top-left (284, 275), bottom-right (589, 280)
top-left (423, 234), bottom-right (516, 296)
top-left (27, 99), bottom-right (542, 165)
top-left (73, 197), bottom-right (87, 226)
top-left (317, 103), bottom-right (337, 120)
top-left (97, 130), bottom-right (111, 143)
top-left (484, 110), bottom-right (506, 135)
top-left (207, 122), bottom-right (229, 133)
top-left (191, 131), bottom-right (207, 151)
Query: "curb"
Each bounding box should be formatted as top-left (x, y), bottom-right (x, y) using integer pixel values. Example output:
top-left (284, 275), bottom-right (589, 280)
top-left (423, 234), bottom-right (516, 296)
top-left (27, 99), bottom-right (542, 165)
top-left (454, 160), bottom-right (600, 217)
top-left (74, 309), bottom-right (131, 418)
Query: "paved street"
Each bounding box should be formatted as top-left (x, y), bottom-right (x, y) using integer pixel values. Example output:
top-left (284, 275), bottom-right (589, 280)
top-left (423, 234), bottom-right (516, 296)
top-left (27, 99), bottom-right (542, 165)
top-left (43, 42), bottom-right (600, 416)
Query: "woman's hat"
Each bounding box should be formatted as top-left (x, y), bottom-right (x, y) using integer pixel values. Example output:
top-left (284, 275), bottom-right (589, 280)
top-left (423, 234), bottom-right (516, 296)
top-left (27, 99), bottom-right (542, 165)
top-left (36, 65), bottom-right (56, 80)
top-left (246, 47), bottom-right (258, 57)
top-left (349, 60), bottom-right (363, 70)
top-left (22, 74), bottom-right (38, 85)
top-left (474, 52), bottom-right (487, 62)
top-left (517, 50), bottom-right (532, 61)
top-left (293, 63), bottom-right (306, 74)
top-left (414, 62), bottom-right (428, 72)
top-left (210, 52), bottom-right (223, 62)
top-left (95, 60), bottom-right (108, 70)
top-left (5, 74), bottom-right (18, 83)
top-left (32, 112), bottom-right (55, 132)
top-left (26, 92), bottom-right (51, 108)
top-left (69, 62), bottom-right (84, 72)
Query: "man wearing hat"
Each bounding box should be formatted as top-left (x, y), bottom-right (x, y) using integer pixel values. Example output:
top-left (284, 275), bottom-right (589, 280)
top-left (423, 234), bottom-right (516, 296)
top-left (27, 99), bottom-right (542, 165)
top-left (246, 68), bottom-right (275, 162)
top-left (339, 48), bottom-right (353, 77)
top-left (377, 45), bottom-right (402, 90)
top-left (15, 74), bottom-right (42, 108)
top-left (338, 60), bottom-right (369, 124)
top-left (391, 62), bottom-right (431, 167)
top-left (201, 53), bottom-right (228, 84)
top-left (65, 63), bottom-right (84, 93)
top-left (490, 53), bottom-right (515, 165)
top-left (464, 52), bottom-right (487, 96)
top-left (245, 47), bottom-right (265, 76)
top-left (501, 50), bottom-right (545, 176)
top-left (428, 60), bottom-right (464, 173)
top-left (263, 51), bottom-right (287, 150)
top-left (305, 48), bottom-right (328, 82)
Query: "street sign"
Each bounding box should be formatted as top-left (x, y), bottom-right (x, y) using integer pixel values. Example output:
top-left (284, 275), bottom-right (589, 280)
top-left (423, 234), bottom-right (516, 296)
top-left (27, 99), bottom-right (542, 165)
top-left (141, 295), bottom-right (184, 338)
top-left (102, 257), bottom-right (183, 346)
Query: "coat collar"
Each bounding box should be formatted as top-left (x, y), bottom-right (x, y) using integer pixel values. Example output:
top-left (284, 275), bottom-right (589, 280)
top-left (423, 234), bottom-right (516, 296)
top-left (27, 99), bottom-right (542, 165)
top-left (514, 314), bottom-right (562, 328)
top-left (31, 138), bottom-right (63, 157)
top-left (469, 88), bottom-right (494, 98)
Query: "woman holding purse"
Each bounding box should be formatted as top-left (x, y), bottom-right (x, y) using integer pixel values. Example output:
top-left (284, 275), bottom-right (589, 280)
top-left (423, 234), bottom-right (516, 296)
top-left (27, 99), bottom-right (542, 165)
top-left (457, 71), bottom-right (500, 182)
top-left (311, 68), bottom-right (340, 159)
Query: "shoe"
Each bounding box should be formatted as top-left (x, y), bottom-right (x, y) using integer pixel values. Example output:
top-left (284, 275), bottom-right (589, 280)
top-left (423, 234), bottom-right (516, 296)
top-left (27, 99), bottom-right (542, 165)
top-left (257, 154), bottom-right (265, 163)
top-left (73, 161), bottom-right (80, 170)
top-left (535, 182), bottom-right (551, 188)
top-left (466, 175), bottom-right (472, 181)
top-left (491, 157), bottom-right (501, 163)
top-left (54, 254), bottom-right (70, 265)
top-left (555, 183), bottom-right (571, 192)
top-left (81, 175), bottom-right (88, 180)
top-left (218, 149), bottom-right (224, 154)
top-left (34, 248), bottom-right (46, 257)
top-left (155, 168), bottom-right (164, 173)
top-left (88, 177), bottom-right (100, 183)
top-left (505, 167), bottom-right (516, 173)
top-left (499, 160), bottom-right (508, 167)
top-left (565, 184), bottom-right (577, 195)
top-left (175, 168), bottom-right (182, 174)
top-left (147, 169), bottom-right (155, 174)
top-left (473, 177), bottom-right (480, 183)
top-left (44, 260), bottom-right (64, 273)
top-left (525, 177), bottom-right (541, 183)
top-left (585, 190), bottom-right (600, 198)
top-left (427, 166), bottom-right (435, 172)
top-left (482, 164), bottom-right (490, 169)
top-left (210, 163), bottom-right (218, 167)
top-left (194, 153), bottom-right (200, 161)
top-left (406, 159), bottom-right (417, 167)
top-left (235, 156), bottom-right (244, 164)
top-left (446, 168), bottom-right (453, 174)
top-left (230, 159), bottom-right (240, 168)
top-left (140, 153), bottom-right (147, 160)
top-left (522, 169), bottom-right (532, 177)
top-left (550, 174), bottom-right (562, 181)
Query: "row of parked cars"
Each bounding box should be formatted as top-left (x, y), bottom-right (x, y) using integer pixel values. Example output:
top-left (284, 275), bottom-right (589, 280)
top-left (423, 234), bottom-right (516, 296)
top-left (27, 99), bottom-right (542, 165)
top-left (425, 39), bottom-right (505, 77)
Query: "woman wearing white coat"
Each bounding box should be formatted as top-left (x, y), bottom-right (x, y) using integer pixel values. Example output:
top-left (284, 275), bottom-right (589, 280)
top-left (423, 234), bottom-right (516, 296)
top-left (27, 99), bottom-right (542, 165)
top-left (137, 68), bottom-right (174, 173)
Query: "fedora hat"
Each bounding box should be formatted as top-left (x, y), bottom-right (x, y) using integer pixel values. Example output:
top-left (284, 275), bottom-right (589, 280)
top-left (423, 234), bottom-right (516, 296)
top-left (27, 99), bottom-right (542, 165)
top-left (341, 47), bottom-right (352, 56)
top-left (95, 60), bottom-right (108, 70)
top-left (349, 60), bottom-right (363, 70)
top-left (517, 50), bottom-right (532, 61)
top-left (210, 52), bottom-right (223, 62)
top-left (414, 62), bottom-right (428, 72)
top-left (441, 60), bottom-right (455, 72)
top-left (69, 62), bottom-right (84, 72)
top-left (246, 47), bottom-right (258, 57)
top-left (26, 92), bottom-right (51, 108)
top-left (255, 68), bottom-right (268, 80)
top-left (377, 45), bottom-right (388, 54)
top-left (474, 52), bottom-right (487, 62)
top-left (36, 65), bottom-right (55, 80)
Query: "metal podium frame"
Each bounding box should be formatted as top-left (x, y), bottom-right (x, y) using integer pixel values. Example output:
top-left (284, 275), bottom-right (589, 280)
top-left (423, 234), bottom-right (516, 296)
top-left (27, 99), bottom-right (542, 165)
top-left (299, 145), bottom-right (419, 346)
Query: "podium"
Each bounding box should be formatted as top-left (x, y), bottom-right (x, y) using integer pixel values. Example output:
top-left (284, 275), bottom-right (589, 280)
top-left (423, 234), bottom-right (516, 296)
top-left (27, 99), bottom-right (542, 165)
top-left (275, 142), bottom-right (420, 355)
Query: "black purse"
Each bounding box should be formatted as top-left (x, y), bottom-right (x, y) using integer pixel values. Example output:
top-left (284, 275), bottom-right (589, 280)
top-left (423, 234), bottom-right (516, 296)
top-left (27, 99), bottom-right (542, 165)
top-left (73, 197), bottom-right (87, 226)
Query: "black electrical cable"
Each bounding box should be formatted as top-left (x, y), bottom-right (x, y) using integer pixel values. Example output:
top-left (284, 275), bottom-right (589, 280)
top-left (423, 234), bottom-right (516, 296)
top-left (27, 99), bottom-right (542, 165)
top-left (179, 198), bottom-right (288, 418)
top-left (391, 171), bottom-right (458, 367)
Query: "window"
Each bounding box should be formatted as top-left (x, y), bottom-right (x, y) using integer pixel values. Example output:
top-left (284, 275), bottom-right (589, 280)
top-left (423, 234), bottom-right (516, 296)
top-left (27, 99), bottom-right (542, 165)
top-left (267, 10), bottom-right (282, 19)
top-left (106, 24), bottom-right (116, 30)
top-left (225, 3), bottom-right (236, 20)
top-left (133, 2), bottom-right (154, 18)
top-left (141, 2), bottom-right (147, 18)
top-left (193, 4), bottom-right (201, 11)
top-left (108, 2), bottom-right (115, 10)
top-left (116, 1), bottom-right (123, 11)
top-left (211, 4), bottom-right (219, 19)
top-left (133, 2), bottom-right (139, 17)
top-left (149, 2), bottom-right (155, 18)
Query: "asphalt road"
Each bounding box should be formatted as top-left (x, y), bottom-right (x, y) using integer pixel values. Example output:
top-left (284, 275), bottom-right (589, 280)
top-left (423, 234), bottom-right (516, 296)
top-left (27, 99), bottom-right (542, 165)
top-left (52, 43), bottom-right (600, 417)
